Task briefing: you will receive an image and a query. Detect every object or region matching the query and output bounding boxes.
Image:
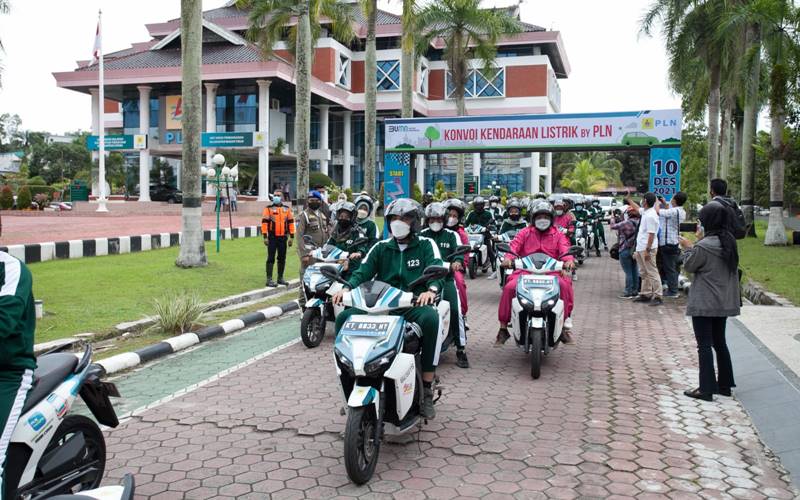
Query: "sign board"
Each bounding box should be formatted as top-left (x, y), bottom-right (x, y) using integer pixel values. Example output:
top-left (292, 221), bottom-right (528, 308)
top-left (201, 132), bottom-right (254, 148)
top-left (166, 95), bottom-right (183, 129)
top-left (87, 134), bottom-right (147, 151)
top-left (649, 147), bottom-right (681, 201)
top-left (385, 110), bottom-right (682, 153)
top-left (464, 175), bottom-right (478, 195)
top-left (383, 152), bottom-right (411, 237)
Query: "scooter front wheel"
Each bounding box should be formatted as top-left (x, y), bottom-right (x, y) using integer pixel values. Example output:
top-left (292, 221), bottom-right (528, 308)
top-left (344, 406), bottom-right (381, 485)
top-left (468, 259), bottom-right (477, 279)
top-left (529, 327), bottom-right (543, 379)
top-left (300, 308), bottom-right (325, 348)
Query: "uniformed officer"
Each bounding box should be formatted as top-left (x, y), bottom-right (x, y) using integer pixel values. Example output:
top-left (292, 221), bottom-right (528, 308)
top-left (296, 191), bottom-right (330, 306)
top-left (262, 189), bottom-right (295, 287)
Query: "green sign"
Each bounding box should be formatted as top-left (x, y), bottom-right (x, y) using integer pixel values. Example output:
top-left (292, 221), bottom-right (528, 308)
top-left (87, 134), bottom-right (132, 151)
top-left (464, 175), bottom-right (478, 195)
top-left (202, 132), bottom-right (254, 148)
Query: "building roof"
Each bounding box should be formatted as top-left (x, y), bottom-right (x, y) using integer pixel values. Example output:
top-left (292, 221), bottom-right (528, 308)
top-left (76, 44), bottom-right (265, 72)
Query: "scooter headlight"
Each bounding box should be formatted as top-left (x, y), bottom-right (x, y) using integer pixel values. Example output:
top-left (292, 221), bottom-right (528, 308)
top-left (334, 347), bottom-right (354, 374)
top-left (364, 349), bottom-right (396, 376)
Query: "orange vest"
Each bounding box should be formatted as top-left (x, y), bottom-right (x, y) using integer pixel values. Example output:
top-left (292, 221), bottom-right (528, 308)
top-left (262, 205), bottom-right (295, 237)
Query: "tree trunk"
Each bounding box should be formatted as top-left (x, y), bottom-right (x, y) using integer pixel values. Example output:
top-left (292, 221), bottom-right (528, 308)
top-left (719, 100), bottom-right (732, 180)
top-left (363, 0), bottom-right (377, 197)
top-left (455, 96), bottom-right (466, 198)
top-left (295, 10), bottom-right (312, 208)
top-left (176, 0), bottom-right (207, 268)
top-left (764, 71), bottom-right (787, 246)
top-left (400, 0), bottom-right (414, 119)
top-left (707, 61), bottom-right (721, 185)
top-left (733, 111), bottom-right (744, 180)
top-left (740, 23), bottom-right (760, 237)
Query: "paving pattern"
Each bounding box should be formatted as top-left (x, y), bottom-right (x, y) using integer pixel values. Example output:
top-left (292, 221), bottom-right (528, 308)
top-left (102, 252), bottom-right (797, 499)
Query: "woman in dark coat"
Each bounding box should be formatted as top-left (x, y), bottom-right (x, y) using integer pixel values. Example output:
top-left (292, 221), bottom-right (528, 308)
top-left (678, 202), bottom-right (740, 401)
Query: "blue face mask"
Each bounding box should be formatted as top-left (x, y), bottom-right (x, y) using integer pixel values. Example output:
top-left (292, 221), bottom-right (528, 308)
top-left (272, 196), bottom-right (282, 205)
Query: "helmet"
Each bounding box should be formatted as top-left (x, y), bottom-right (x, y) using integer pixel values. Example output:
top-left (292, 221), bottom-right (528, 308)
top-left (489, 195), bottom-right (500, 204)
top-left (385, 198), bottom-right (423, 234)
top-left (528, 200), bottom-right (554, 224)
top-left (534, 192), bottom-right (547, 200)
top-left (333, 201), bottom-right (357, 234)
top-left (472, 196), bottom-right (486, 209)
top-left (443, 198), bottom-right (466, 220)
top-left (354, 194), bottom-right (374, 218)
top-left (424, 202), bottom-right (448, 220)
top-left (553, 199), bottom-right (567, 209)
top-left (506, 198), bottom-right (523, 211)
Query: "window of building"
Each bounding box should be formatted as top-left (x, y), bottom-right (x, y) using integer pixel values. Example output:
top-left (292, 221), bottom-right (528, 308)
top-left (376, 37), bottom-right (400, 50)
top-left (418, 61), bottom-right (429, 97)
top-left (122, 98), bottom-right (159, 134)
top-left (336, 52), bottom-right (351, 89)
top-left (377, 60), bottom-right (400, 91)
top-left (446, 67), bottom-right (505, 98)
top-left (216, 94), bottom-right (257, 132)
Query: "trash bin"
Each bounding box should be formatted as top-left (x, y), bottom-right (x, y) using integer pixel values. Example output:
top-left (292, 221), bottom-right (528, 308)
top-left (70, 180), bottom-right (89, 202)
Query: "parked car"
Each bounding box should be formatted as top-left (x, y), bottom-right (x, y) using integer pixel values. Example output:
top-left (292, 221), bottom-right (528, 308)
top-left (756, 207), bottom-right (770, 216)
top-left (150, 184), bottom-right (183, 204)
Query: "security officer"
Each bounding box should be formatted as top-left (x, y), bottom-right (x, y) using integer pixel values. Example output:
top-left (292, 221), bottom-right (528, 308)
top-left (262, 188), bottom-right (295, 287)
top-left (1, 215), bottom-right (36, 498)
top-left (354, 194), bottom-right (380, 249)
top-left (327, 202), bottom-right (370, 279)
top-left (296, 191), bottom-right (330, 306)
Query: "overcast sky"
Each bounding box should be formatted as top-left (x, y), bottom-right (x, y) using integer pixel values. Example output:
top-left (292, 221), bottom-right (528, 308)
top-left (0, 0), bottom-right (682, 134)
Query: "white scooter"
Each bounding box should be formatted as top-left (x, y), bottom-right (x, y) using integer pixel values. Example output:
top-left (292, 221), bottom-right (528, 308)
top-left (5, 344), bottom-right (127, 499)
top-left (300, 235), bottom-right (369, 348)
top-left (497, 243), bottom-right (582, 379)
top-left (321, 265), bottom-right (452, 485)
top-left (465, 223), bottom-right (494, 278)
top-left (494, 228), bottom-right (522, 288)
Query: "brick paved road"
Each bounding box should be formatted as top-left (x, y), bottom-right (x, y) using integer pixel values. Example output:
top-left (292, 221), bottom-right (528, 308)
top-left (103, 254), bottom-right (797, 499)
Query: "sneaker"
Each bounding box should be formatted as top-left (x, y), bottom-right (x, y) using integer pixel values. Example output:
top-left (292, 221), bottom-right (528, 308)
top-left (487, 271), bottom-right (497, 280)
top-left (564, 317), bottom-right (573, 330)
top-left (632, 295), bottom-right (651, 303)
top-left (464, 321), bottom-right (470, 331)
top-left (494, 328), bottom-right (510, 346)
top-left (649, 297), bottom-right (664, 306)
top-left (422, 386), bottom-right (436, 419)
top-left (572, 272), bottom-right (578, 282)
top-left (561, 330), bottom-right (575, 344)
top-left (456, 349), bottom-right (470, 369)
top-left (663, 291), bottom-right (680, 298)
top-left (619, 293), bottom-right (635, 299)
top-left (277, 278), bottom-right (289, 286)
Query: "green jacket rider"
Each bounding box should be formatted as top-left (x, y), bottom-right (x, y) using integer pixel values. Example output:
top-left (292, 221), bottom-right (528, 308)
top-left (354, 194), bottom-right (381, 250)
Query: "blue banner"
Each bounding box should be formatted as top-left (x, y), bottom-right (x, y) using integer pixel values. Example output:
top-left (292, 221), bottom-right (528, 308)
top-left (383, 152), bottom-right (411, 237)
top-left (649, 147), bottom-right (681, 201)
top-left (201, 132), bottom-right (254, 148)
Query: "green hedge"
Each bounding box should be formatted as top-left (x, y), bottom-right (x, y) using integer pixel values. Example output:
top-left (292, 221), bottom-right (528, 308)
top-left (17, 186), bottom-right (32, 209)
top-left (0, 185), bottom-right (13, 210)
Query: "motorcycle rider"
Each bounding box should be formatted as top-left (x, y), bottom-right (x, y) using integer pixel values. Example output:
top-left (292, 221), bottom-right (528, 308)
top-left (333, 199), bottom-right (444, 419)
top-left (588, 198), bottom-right (608, 255)
top-left (496, 200), bottom-right (576, 346)
top-left (444, 199), bottom-right (470, 319)
top-left (327, 202), bottom-right (370, 279)
top-left (553, 199), bottom-right (578, 281)
top-left (488, 195), bottom-right (504, 225)
top-left (499, 198), bottom-right (527, 234)
top-left (465, 196), bottom-right (497, 278)
top-left (354, 194), bottom-right (380, 249)
top-left (421, 203), bottom-right (470, 369)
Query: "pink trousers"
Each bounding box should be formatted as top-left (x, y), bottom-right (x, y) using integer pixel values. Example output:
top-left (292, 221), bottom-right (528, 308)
top-left (498, 270), bottom-right (574, 324)
top-left (453, 270), bottom-right (468, 315)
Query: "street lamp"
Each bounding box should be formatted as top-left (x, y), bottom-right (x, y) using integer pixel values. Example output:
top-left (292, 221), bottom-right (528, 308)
top-left (205, 154), bottom-right (238, 253)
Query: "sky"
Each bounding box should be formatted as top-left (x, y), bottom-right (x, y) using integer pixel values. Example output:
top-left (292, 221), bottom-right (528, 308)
top-left (0, 0), bottom-right (681, 134)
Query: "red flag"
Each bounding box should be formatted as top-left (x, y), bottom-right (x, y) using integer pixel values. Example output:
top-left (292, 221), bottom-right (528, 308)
top-left (91, 21), bottom-right (101, 65)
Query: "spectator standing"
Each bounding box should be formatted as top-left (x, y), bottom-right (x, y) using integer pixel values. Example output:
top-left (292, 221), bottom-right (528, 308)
top-left (679, 202), bottom-right (740, 401)
top-left (632, 193), bottom-right (662, 306)
top-left (610, 209), bottom-right (640, 298)
top-left (261, 189), bottom-right (295, 287)
top-left (657, 192), bottom-right (687, 297)
top-left (230, 187), bottom-right (238, 212)
top-left (295, 191), bottom-right (331, 307)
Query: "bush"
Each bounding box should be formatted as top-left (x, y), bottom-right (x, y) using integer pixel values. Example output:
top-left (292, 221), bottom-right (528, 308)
top-left (344, 187), bottom-right (353, 201)
top-left (510, 191), bottom-right (530, 199)
top-left (148, 292), bottom-right (207, 335)
top-left (28, 176), bottom-right (47, 186)
top-left (309, 171), bottom-right (335, 190)
top-left (411, 183), bottom-right (423, 203)
top-left (0, 185), bottom-right (13, 209)
top-left (34, 193), bottom-right (49, 209)
top-left (16, 186), bottom-right (32, 210)
top-left (28, 185), bottom-right (55, 199)
top-left (480, 188), bottom-right (493, 196)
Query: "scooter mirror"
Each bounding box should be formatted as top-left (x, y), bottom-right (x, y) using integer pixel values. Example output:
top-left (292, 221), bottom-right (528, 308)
top-left (303, 234), bottom-right (314, 245)
top-left (496, 242), bottom-right (513, 254)
top-left (349, 237), bottom-right (369, 248)
top-left (320, 267), bottom-right (350, 286)
top-left (408, 265), bottom-right (450, 288)
top-left (446, 246), bottom-right (471, 260)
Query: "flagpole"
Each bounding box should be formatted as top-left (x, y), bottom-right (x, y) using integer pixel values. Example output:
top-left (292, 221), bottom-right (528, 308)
top-left (96, 8), bottom-right (108, 212)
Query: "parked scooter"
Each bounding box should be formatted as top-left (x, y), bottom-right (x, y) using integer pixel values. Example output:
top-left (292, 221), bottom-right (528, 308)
top-left (322, 265), bottom-right (452, 485)
top-left (5, 344), bottom-right (123, 499)
top-left (497, 243), bottom-right (582, 379)
top-left (300, 235), bottom-right (369, 348)
top-left (465, 223), bottom-right (495, 278)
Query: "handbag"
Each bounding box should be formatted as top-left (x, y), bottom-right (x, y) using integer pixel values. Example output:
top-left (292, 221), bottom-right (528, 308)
top-left (610, 243), bottom-right (620, 260)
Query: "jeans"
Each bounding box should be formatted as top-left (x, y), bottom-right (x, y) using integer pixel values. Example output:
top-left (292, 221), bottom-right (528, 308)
top-left (619, 248), bottom-right (639, 296)
top-left (691, 317), bottom-right (735, 394)
top-left (660, 244), bottom-right (681, 294)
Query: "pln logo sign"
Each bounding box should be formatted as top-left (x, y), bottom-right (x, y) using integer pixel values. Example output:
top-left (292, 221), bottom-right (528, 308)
top-left (641, 117), bottom-right (655, 130)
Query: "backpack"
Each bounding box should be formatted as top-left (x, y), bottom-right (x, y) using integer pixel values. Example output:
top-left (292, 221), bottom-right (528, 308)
top-left (713, 197), bottom-right (747, 240)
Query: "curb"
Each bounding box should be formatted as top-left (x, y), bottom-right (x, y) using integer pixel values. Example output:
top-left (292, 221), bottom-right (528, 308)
top-left (96, 300), bottom-right (300, 376)
top-left (741, 279), bottom-right (794, 306)
top-left (0, 225), bottom-right (262, 264)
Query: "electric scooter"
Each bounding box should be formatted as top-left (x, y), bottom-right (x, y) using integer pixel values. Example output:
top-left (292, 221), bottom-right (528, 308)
top-left (573, 221), bottom-right (588, 266)
top-left (465, 224), bottom-right (494, 278)
top-left (300, 235), bottom-right (368, 348)
top-left (497, 243), bottom-right (582, 379)
top-left (322, 265), bottom-right (452, 485)
top-left (5, 344), bottom-right (123, 499)
top-left (494, 229), bottom-right (521, 288)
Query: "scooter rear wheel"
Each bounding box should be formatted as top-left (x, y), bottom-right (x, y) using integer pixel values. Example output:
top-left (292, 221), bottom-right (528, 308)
top-left (300, 308), bottom-right (325, 348)
top-left (344, 406), bottom-right (381, 485)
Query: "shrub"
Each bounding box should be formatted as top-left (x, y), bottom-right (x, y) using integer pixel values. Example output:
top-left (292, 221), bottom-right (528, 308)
top-left (344, 187), bottom-right (353, 201)
top-left (0, 185), bottom-right (13, 210)
top-left (148, 292), bottom-right (207, 335)
top-left (28, 185), bottom-right (55, 199)
top-left (34, 193), bottom-right (49, 209)
top-left (309, 171), bottom-right (334, 190)
top-left (28, 176), bottom-right (47, 186)
top-left (16, 186), bottom-right (32, 210)
top-left (411, 183), bottom-right (423, 203)
top-left (510, 191), bottom-right (530, 199)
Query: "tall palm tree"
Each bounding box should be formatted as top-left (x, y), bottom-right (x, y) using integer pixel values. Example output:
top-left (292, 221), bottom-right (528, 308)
top-left (239, 0), bottom-right (354, 207)
top-left (416, 0), bottom-right (521, 197)
top-left (176, 0), bottom-right (207, 268)
top-left (560, 159), bottom-right (612, 194)
top-left (0, 0), bottom-right (10, 87)
top-left (400, 0), bottom-right (417, 118)
top-left (739, 21), bottom-right (761, 235)
top-left (363, 0), bottom-right (377, 197)
top-left (557, 152), bottom-right (623, 187)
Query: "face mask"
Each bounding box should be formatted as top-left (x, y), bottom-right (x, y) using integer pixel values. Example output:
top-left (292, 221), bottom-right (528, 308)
top-left (272, 196), bottom-right (282, 205)
top-left (447, 217), bottom-right (459, 227)
top-left (429, 222), bottom-right (443, 232)
top-left (320, 192), bottom-right (328, 202)
top-left (357, 209), bottom-right (369, 220)
top-left (509, 213), bottom-right (520, 221)
top-left (555, 210), bottom-right (564, 216)
top-left (534, 219), bottom-right (551, 231)
top-left (390, 220), bottom-right (411, 239)
top-left (575, 206), bottom-right (583, 211)
top-left (337, 218), bottom-right (352, 230)
top-left (308, 201), bottom-right (320, 210)
top-left (491, 203), bottom-right (497, 208)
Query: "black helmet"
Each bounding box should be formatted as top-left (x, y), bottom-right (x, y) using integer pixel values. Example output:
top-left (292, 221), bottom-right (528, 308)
top-left (472, 196), bottom-right (486, 210)
top-left (528, 200), bottom-right (554, 225)
top-left (354, 194), bottom-right (374, 218)
top-left (385, 198), bottom-right (423, 234)
top-left (424, 202), bottom-right (448, 220)
top-left (333, 201), bottom-right (357, 233)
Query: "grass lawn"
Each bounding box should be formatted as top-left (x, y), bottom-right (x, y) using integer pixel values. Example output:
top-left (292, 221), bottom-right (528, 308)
top-left (30, 237), bottom-right (300, 345)
top-left (737, 221), bottom-right (799, 304)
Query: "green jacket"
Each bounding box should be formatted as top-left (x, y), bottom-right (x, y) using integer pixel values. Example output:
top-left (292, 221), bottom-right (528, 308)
top-left (572, 208), bottom-right (590, 222)
top-left (327, 227), bottom-right (371, 276)
top-left (499, 219), bottom-right (528, 234)
top-left (420, 228), bottom-right (464, 266)
top-left (465, 209), bottom-right (494, 228)
top-left (347, 234), bottom-right (445, 295)
top-left (357, 218), bottom-right (381, 250)
top-left (0, 251), bottom-right (36, 370)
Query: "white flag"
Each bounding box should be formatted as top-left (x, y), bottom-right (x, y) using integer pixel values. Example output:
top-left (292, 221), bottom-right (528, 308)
top-left (91, 20), bottom-right (101, 65)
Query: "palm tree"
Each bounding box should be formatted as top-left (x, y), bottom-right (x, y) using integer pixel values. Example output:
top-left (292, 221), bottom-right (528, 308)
top-left (416, 0), bottom-right (521, 197)
top-left (176, 0), bottom-right (207, 268)
top-left (560, 159), bottom-right (612, 194)
top-left (363, 0), bottom-right (377, 197)
top-left (0, 0), bottom-right (10, 87)
top-left (239, 0), bottom-right (354, 207)
top-left (739, 20), bottom-right (762, 236)
top-left (400, 0), bottom-right (417, 118)
top-left (557, 152), bottom-right (623, 188)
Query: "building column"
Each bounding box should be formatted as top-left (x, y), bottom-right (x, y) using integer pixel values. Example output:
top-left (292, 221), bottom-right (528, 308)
top-left (204, 83), bottom-right (219, 197)
top-left (416, 155), bottom-right (426, 192)
top-left (257, 80), bottom-right (271, 201)
top-left (319, 105), bottom-right (330, 176)
top-left (544, 152), bottom-right (553, 194)
top-left (472, 152), bottom-right (481, 191)
top-left (342, 111), bottom-right (352, 189)
top-left (90, 88), bottom-right (100, 196)
top-left (137, 86), bottom-right (152, 202)
top-left (530, 152), bottom-right (541, 194)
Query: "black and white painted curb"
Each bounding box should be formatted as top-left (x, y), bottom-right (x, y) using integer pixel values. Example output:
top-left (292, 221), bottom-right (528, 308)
top-left (96, 300), bottom-right (300, 376)
top-left (0, 225), bottom-right (262, 264)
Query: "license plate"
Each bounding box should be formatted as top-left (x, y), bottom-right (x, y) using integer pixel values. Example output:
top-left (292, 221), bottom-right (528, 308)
top-left (340, 321), bottom-right (391, 337)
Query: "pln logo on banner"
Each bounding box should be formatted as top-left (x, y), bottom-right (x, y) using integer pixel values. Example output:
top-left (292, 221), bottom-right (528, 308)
top-left (641, 117), bottom-right (655, 130)
top-left (166, 96), bottom-right (183, 129)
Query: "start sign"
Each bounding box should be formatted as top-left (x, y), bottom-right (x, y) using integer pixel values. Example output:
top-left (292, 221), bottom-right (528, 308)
top-left (649, 147), bottom-right (681, 201)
